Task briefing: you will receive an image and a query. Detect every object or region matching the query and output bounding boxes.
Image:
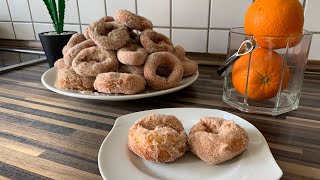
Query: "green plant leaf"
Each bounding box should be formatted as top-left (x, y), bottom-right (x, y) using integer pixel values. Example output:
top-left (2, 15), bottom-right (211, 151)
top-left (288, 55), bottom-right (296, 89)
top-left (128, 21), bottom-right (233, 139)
top-left (42, 0), bottom-right (58, 32)
top-left (58, 0), bottom-right (65, 34)
top-left (49, 0), bottom-right (59, 34)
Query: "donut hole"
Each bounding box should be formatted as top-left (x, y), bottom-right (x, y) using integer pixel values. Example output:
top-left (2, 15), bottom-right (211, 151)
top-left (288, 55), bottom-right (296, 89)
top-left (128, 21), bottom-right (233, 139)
top-left (156, 64), bottom-right (173, 78)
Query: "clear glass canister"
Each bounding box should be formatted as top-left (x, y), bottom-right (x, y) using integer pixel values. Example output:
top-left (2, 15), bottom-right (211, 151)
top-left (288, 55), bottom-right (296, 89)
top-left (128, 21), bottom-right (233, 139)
top-left (223, 28), bottom-right (313, 116)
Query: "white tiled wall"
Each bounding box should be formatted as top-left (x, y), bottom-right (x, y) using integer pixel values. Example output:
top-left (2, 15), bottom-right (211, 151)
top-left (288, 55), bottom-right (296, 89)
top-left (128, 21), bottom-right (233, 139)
top-left (0, 0), bottom-right (319, 60)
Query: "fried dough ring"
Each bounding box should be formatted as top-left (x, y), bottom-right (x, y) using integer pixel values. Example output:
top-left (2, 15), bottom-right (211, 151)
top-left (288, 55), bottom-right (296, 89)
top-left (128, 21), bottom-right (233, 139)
top-left (94, 72), bottom-right (146, 94)
top-left (72, 47), bottom-right (118, 76)
top-left (87, 21), bottom-right (130, 50)
top-left (140, 29), bottom-right (174, 53)
top-left (128, 114), bottom-right (188, 163)
top-left (54, 58), bottom-right (70, 69)
top-left (62, 33), bottom-right (86, 55)
top-left (182, 57), bottom-right (198, 77)
top-left (188, 117), bottom-right (249, 165)
top-left (55, 68), bottom-right (95, 91)
top-left (117, 44), bottom-right (148, 65)
top-left (144, 52), bottom-right (183, 90)
top-left (118, 64), bottom-right (144, 76)
top-left (173, 45), bottom-right (186, 61)
top-left (115, 9), bottom-right (153, 31)
top-left (63, 39), bottom-right (96, 66)
top-left (84, 16), bottom-right (114, 39)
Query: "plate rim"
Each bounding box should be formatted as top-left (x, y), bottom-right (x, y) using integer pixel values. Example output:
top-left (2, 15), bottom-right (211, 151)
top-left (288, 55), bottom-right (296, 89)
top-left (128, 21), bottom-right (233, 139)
top-left (98, 108), bottom-right (283, 180)
top-left (41, 67), bottom-right (199, 101)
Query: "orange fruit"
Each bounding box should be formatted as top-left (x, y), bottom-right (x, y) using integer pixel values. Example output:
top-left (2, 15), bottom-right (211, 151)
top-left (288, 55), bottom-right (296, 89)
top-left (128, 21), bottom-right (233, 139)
top-left (244, 0), bottom-right (304, 49)
top-left (232, 48), bottom-right (290, 100)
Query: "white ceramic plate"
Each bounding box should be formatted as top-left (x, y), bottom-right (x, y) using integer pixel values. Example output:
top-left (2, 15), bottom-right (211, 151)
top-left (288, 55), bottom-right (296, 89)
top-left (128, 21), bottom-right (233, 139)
top-left (98, 108), bottom-right (283, 180)
top-left (41, 67), bottom-right (198, 101)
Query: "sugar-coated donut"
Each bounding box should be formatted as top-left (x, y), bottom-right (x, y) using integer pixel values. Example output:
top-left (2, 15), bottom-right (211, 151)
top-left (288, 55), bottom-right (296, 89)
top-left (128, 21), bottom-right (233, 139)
top-left (98, 16), bottom-right (114, 23)
top-left (87, 21), bottom-right (130, 50)
top-left (140, 29), bottom-right (174, 53)
top-left (144, 52), bottom-right (183, 90)
top-left (55, 68), bottom-right (95, 91)
top-left (173, 45), bottom-right (186, 61)
top-left (94, 72), bottom-right (146, 94)
top-left (182, 57), bottom-right (198, 77)
top-left (54, 58), bottom-right (70, 69)
top-left (62, 33), bottom-right (86, 55)
top-left (118, 64), bottom-right (144, 76)
top-left (63, 39), bottom-right (96, 66)
top-left (115, 9), bottom-right (153, 31)
top-left (117, 43), bottom-right (148, 65)
top-left (84, 16), bottom-right (115, 39)
top-left (128, 114), bottom-right (188, 163)
top-left (188, 117), bottom-right (249, 165)
top-left (72, 47), bottom-right (118, 76)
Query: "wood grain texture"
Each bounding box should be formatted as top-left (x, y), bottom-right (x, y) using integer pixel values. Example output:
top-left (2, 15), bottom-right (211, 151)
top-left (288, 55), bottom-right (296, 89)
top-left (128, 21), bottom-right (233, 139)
top-left (0, 63), bottom-right (319, 180)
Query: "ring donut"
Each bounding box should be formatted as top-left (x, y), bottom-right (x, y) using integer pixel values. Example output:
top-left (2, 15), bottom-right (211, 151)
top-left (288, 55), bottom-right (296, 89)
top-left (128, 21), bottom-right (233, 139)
top-left (188, 117), bottom-right (249, 165)
top-left (115, 9), bottom-right (153, 31)
top-left (87, 21), bottom-right (130, 50)
top-left (72, 46), bottom-right (118, 76)
top-left (63, 39), bottom-right (96, 66)
top-left (54, 58), bottom-right (70, 69)
top-left (62, 33), bottom-right (86, 55)
top-left (84, 16), bottom-right (114, 39)
top-left (94, 72), bottom-right (146, 94)
top-left (117, 44), bottom-right (148, 65)
top-left (182, 57), bottom-right (198, 77)
top-left (140, 29), bottom-right (174, 53)
top-left (173, 45), bottom-right (186, 61)
top-left (144, 52), bottom-right (183, 90)
top-left (55, 68), bottom-right (95, 91)
top-left (118, 64), bottom-right (144, 76)
top-left (128, 114), bottom-right (188, 163)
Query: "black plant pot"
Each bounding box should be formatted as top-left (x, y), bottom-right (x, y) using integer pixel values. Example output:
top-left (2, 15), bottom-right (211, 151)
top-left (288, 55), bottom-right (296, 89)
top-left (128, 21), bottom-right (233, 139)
top-left (39, 31), bottom-right (76, 68)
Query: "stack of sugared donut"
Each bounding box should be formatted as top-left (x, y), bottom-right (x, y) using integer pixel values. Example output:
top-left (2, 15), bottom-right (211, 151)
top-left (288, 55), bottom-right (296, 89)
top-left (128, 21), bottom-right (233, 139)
top-left (54, 9), bottom-right (198, 95)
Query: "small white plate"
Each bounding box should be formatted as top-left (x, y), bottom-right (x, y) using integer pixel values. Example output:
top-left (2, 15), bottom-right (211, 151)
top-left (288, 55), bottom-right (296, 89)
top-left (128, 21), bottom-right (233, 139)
top-left (41, 67), bottom-right (198, 101)
top-left (98, 108), bottom-right (283, 180)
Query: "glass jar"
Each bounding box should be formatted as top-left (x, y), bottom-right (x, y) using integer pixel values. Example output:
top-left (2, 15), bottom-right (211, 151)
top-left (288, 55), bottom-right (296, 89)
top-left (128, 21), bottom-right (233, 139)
top-left (222, 28), bottom-right (313, 116)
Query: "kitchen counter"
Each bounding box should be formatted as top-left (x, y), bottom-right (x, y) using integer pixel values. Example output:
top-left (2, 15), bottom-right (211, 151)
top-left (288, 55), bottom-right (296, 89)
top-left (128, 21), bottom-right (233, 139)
top-left (0, 62), bottom-right (319, 180)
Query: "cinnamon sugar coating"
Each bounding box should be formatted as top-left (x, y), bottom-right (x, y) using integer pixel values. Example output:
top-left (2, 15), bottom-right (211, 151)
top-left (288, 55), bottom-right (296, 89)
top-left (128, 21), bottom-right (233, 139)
top-left (62, 33), bottom-right (86, 55)
top-left (63, 39), bottom-right (96, 66)
top-left (94, 72), bottom-right (146, 94)
top-left (72, 47), bottom-right (118, 76)
top-left (189, 117), bottom-right (249, 165)
top-left (144, 52), bottom-right (183, 90)
top-left (118, 64), bottom-right (144, 76)
top-left (182, 57), bottom-right (198, 77)
top-left (140, 29), bottom-right (174, 53)
top-left (115, 9), bottom-right (153, 31)
top-left (54, 58), bottom-right (70, 70)
top-left (55, 68), bottom-right (95, 91)
top-left (128, 114), bottom-right (188, 163)
top-left (117, 43), bottom-right (148, 65)
top-left (87, 21), bottom-right (130, 50)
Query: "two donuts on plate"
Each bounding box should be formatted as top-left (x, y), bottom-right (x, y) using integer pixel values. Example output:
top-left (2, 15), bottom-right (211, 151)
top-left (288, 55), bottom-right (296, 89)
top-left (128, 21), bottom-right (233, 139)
top-left (128, 114), bottom-right (249, 164)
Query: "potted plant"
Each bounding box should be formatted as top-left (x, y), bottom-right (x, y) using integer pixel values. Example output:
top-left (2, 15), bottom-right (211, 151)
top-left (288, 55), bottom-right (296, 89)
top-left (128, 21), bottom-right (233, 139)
top-left (38, 0), bottom-right (76, 68)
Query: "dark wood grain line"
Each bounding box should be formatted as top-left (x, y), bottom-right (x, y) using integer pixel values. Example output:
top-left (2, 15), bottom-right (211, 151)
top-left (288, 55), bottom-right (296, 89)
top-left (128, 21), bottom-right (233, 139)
top-left (0, 162), bottom-right (52, 180)
top-left (38, 151), bottom-right (100, 175)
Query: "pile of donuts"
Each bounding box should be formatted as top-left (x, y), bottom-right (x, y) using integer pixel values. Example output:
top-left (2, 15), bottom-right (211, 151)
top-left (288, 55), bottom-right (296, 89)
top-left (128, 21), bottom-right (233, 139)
top-left (54, 9), bottom-right (198, 95)
top-left (128, 114), bottom-right (249, 164)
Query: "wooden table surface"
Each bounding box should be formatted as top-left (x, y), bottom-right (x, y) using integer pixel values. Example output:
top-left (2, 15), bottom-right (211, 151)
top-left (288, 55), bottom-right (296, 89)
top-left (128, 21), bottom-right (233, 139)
top-left (0, 62), bottom-right (319, 180)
